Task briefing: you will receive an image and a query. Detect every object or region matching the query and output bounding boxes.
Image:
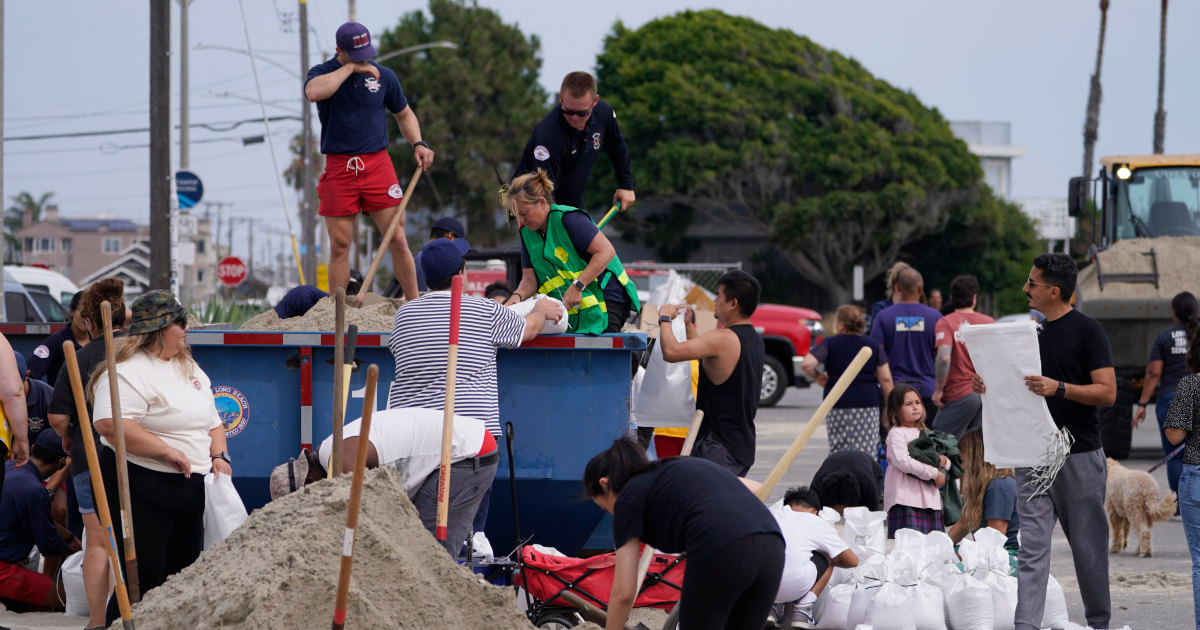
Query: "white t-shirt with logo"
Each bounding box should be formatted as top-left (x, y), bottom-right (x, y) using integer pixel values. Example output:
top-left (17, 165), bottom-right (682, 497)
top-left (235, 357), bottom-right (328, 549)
top-left (317, 407), bottom-right (490, 498)
top-left (770, 504), bottom-right (850, 602)
top-left (94, 352), bottom-right (222, 475)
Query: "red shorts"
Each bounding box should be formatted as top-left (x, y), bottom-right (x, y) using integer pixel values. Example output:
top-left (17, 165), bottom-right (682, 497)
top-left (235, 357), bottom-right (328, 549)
top-left (317, 150), bottom-right (403, 217)
top-left (0, 558), bottom-right (52, 607)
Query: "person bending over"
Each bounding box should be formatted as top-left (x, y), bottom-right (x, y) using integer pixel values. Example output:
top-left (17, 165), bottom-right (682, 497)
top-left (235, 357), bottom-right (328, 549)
top-left (771, 486), bottom-right (859, 629)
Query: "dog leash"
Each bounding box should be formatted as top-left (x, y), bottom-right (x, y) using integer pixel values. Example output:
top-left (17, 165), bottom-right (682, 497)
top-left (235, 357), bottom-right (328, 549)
top-left (1147, 443), bottom-right (1186, 474)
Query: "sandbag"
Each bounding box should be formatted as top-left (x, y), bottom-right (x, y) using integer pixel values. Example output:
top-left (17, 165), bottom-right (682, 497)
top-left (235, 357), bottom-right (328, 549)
top-left (847, 581), bottom-right (918, 630)
top-left (912, 582), bottom-right (947, 630)
top-left (815, 582), bottom-right (854, 629)
top-left (504, 294), bottom-right (568, 335)
top-left (61, 549), bottom-right (88, 617)
top-left (1043, 575), bottom-right (1070, 629)
top-left (842, 506), bottom-right (887, 555)
top-left (945, 572), bottom-right (994, 630)
top-left (986, 573), bottom-right (1019, 630)
top-left (203, 472), bottom-right (248, 550)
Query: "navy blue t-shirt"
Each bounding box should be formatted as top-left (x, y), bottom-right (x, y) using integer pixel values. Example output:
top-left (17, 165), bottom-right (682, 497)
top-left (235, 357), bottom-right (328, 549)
top-left (520, 211), bottom-right (628, 308)
top-left (0, 462), bottom-right (67, 563)
top-left (1150, 322), bottom-right (1191, 395)
top-left (810, 334), bottom-right (888, 408)
top-left (981, 476), bottom-right (1020, 549)
top-left (869, 302), bottom-right (941, 398)
top-left (306, 58), bottom-right (408, 155)
top-left (612, 457), bottom-right (781, 561)
top-left (28, 327), bottom-right (82, 385)
top-left (274, 286), bottom-right (328, 319)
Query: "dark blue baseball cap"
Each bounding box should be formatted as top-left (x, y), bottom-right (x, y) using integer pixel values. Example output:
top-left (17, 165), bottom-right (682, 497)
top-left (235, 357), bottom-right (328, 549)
top-left (336, 22), bottom-right (378, 62)
top-left (420, 238), bottom-right (472, 286)
top-left (432, 217), bottom-right (466, 238)
top-left (35, 429), bottom-right (65, 458)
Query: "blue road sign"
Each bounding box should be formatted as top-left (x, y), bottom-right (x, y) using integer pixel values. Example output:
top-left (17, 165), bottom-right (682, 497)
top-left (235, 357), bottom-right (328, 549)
top-left (176, 171), bottom-right (203, 208)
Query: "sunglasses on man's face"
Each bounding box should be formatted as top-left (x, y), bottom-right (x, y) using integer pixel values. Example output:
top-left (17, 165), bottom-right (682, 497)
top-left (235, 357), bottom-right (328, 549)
top-left (560, 106), bottom-right (593, 118)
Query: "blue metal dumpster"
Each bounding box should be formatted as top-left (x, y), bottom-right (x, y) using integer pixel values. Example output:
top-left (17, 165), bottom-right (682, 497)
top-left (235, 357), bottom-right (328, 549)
top-left (186, 330), bottom-right (644, 557)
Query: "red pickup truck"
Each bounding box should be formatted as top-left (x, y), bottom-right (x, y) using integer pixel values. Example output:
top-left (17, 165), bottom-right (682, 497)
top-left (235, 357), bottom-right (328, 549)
top-left (750, 303), bottom-right (824, 407)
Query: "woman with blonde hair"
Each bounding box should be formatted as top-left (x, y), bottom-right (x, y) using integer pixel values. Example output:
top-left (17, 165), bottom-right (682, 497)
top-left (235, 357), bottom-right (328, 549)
top-left (947, 429), bottom-right (1020, 573)
top-left (502, 169), bottom-right (640, 334)
top-left (801, 304), bottom-right (893, 456)
top-left (89, 290), bottom-right (231, 625)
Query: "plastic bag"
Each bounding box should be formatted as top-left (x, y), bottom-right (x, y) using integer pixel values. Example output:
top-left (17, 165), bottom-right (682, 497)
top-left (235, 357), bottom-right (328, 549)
top-left (1043, 575), bottom-right (1070, 629)
top-left (61, 549), bottom-right (88, 617)
top-left (847, 580), bottom-right (918, 630)
top-left (815, 582), bottom-right (854, 629)
top-left (842, 506), bottom-right (888, 555)
top-left (631, 314), bottom-right (694, 427)
top-left (944, 571), bottom-right (994, 630)
top-left (203, 472), bottom-right (248, 550)
top-left (505, 294), bottom-right (568, 335)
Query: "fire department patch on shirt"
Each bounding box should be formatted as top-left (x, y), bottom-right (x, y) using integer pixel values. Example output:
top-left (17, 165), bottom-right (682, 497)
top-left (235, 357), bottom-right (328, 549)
top-left (33, 345), bottom-right (50, 359)
top-left (534, 145), bottom-right (550, 161)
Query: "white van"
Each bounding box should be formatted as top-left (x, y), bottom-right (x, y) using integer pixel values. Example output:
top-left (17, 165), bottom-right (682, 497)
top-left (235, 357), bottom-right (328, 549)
top-left (5, 266), bottom-right (80, 311)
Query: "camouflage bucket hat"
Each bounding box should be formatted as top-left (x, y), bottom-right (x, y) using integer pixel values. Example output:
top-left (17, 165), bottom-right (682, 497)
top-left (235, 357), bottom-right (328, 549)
top-left (128, 290), bottom-right (186, 335)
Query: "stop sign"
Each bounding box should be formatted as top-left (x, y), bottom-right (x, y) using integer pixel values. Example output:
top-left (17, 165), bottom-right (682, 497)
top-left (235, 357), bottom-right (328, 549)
top-left (217, 256), bottom-right (246, 286)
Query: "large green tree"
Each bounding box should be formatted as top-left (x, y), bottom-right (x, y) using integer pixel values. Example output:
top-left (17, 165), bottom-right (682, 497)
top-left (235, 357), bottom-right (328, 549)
top-left (4, 191), bottom-right (54, 259)
top-left (594, 10), bottom-right (1039, 306)
top-left (376, 0), bottom-right (548, 244)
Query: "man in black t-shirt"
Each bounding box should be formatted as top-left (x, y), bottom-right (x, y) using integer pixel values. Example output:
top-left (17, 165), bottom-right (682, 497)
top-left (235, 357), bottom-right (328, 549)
top-left (974, 253), bottom-right (1115, 630)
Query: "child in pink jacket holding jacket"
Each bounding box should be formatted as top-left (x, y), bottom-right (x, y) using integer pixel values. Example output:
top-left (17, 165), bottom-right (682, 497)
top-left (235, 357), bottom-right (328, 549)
top-left (883, 384), bottom-right (949, 537)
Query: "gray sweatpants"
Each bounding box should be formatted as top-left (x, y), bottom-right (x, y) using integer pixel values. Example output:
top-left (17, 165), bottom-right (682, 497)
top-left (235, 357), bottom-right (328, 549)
top-left (1014, 447), bottom-right (1110, 629)
top-left (413, 457), bottom-right (498, 557)
top-left (930, 393), bottom-right (982, 440)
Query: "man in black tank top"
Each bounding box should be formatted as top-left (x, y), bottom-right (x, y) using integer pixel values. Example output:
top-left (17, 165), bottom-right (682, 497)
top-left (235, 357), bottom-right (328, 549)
top-left (658, 270), bottom-right (765, 476)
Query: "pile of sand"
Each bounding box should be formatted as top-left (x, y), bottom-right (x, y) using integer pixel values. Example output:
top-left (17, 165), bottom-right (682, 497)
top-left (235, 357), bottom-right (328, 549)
top-left (239, 294), bottom-right (404, 333)
top-left (1076, 237), bottom-right (1200, 303)
top-left (1056, 571), bottom-right (1191, 593)
top-left (118, 467), bottom-right (574, 629)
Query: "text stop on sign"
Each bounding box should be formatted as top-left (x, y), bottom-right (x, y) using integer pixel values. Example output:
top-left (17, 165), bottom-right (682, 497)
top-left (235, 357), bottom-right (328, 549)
top-left (217, 256), bottom-right (246, 286)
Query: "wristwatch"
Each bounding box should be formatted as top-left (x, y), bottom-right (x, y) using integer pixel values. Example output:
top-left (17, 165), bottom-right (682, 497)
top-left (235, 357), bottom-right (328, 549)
top-left (212, 451), bottom-right (232, 465)
top-left (573, 279), bottom-right (586, 291)
top-left (413, 140), bottom-right (431, 150)
top-left (659, 315), bottom-right (672, 324)
top-left (1055, 381), bottom-right (1066, 398)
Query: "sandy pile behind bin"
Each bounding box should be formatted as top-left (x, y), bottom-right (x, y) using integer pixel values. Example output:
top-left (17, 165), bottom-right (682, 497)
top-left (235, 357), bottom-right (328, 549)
top-left (1076, 236), bottom-right (1200, 302)
top-left (118, 467), bottom-right (568, 630)
top-left (239, 293), bottom-right (403, 333)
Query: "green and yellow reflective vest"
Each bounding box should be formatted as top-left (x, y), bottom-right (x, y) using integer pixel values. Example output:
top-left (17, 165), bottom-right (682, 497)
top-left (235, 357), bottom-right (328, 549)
top-left (520, 205), bottom-right (640, 334)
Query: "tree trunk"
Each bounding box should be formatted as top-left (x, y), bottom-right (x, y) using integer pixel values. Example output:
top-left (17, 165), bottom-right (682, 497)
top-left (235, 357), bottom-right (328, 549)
top-left (1153, 0), bottom-right (1168, 154)
top-left (1082, 0), bottom-right (1109, 196)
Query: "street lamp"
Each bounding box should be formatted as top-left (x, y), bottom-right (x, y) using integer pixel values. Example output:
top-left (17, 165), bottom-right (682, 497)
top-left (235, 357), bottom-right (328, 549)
top-left (375, 41), bottom-right (458, 64)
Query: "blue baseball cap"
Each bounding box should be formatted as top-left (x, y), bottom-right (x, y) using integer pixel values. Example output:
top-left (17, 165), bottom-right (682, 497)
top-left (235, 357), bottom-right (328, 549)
top-left (432, 217), bottom-right (466, 238)
top-left (420, 238), bottom-right (472, 286)
top-left (335, 22), bottom-right (378, 62)
top-left (35, 429), bottom-right (65, 458)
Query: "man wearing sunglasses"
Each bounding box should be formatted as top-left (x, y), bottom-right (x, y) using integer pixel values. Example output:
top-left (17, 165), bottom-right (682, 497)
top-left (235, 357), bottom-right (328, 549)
top-left (514, 72), bottom-right (635, 213)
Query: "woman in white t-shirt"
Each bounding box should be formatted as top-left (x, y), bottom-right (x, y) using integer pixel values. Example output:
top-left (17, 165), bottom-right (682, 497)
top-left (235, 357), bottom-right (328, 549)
top-left (90, 290), bottom-right (230, 625)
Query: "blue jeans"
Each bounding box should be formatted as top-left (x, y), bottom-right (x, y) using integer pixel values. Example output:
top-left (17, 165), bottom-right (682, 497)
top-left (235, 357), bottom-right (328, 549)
top-left (1158, 390), bottom-right (1184, 494)
top-left (1180, 464), bottom-right (1200, 630)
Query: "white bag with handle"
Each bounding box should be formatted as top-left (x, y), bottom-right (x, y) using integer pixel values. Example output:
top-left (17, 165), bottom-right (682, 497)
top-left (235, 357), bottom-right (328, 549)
top-left (203, 472), bottom-right (248, 549)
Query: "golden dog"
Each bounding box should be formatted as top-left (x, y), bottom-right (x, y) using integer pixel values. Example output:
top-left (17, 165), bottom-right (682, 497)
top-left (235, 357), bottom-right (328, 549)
top-left (1106, 457), bottom-right (1177, 558)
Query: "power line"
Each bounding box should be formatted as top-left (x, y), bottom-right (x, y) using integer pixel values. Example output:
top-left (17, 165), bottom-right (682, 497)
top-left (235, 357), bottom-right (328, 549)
top-left (4, 116), bottom-right (302, 142)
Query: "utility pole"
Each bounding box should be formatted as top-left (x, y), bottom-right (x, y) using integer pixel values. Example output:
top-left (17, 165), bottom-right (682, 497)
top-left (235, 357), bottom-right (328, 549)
top-left (178, 0), bottom-right (193, 169)
top-left (149, 0), bottom-right (171, 290)
top-left (299, 0), bottom-right (317, 285)
top-left (348, 0), bottom-right (356, 21)
top-left (0, 0), bottom-right (6, 306)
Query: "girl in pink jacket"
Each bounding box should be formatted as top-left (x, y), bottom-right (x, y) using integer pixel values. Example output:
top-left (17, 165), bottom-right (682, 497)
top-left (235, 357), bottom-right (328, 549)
top-left (883, 384), bottom-right (948, 537)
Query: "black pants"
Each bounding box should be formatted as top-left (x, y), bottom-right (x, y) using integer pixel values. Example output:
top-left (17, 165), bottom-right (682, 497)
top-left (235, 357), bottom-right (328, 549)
top-left (102, 447), bottom-right (205, 625)
top-left (679, 532), bottom-right (784, 630)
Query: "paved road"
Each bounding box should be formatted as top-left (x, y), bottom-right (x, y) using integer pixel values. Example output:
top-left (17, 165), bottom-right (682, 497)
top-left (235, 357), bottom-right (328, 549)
top-left (750, 385), bottom-right (1194, 630)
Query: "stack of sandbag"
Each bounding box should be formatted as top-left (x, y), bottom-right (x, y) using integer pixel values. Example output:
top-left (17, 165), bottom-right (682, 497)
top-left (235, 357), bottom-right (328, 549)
top-left (845, 555), bottom-right (919, 630)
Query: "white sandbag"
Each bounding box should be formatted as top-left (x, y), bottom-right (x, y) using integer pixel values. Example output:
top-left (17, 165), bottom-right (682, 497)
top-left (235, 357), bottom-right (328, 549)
top-left (842, 506), bottom-right (888, 555)
top-left (61, 549), bottom-right (88, 617)
top-left (203, 472), bottom-right (248, 550)
top-left (818, 506), bottom-right (842, 524)
top-left (986, 573), bottom-right (1019, 630)
top-left (912, 582), bottom-right (946, 630)
top-left (944, 572), bottom-right (994, 630)
top-left (1043, 575), bottom-right (1070, 629)
top-left (815, 582), bottom-right (854, 629)
top-left (631, 314), bottom-right (694, 428)
top-left (504, 294), bottom-right (568, 335)
top-left (848, 581), bottom-right (918, 630)
top-left (829, 543), bottom-right (870, 587)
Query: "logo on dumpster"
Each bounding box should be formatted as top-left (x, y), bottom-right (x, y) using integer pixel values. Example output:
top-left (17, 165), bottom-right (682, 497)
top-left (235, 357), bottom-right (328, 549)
top-left (212, 385), bottom-right (250, 438)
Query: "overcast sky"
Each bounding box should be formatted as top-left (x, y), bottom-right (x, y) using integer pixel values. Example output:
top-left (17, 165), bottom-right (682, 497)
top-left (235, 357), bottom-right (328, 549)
top-left (5, 1), bottom-right (1197, 262)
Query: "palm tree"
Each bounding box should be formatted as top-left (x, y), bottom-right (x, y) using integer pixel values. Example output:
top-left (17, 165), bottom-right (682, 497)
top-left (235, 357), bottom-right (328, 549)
top-left (1082, 0), bottom-right (1110, 195)
top-left (3, 191), bottom-right (55, 260)
top-left (1153, 0), bottom-right (1168, 154)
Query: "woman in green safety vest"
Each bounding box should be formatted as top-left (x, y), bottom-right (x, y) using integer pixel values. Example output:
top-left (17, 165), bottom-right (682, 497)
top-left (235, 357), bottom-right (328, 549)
top-left (503, 170), bottom-right (640, 334)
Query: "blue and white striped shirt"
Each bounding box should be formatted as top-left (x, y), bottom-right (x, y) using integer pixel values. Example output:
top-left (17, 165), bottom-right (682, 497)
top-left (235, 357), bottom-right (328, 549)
top-left (387, 292), bottom-right (525, 436)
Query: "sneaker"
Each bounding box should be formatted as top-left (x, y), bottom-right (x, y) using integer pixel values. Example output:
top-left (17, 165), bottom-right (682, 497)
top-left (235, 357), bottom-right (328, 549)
top-left (764, 603), bottom-right (782, 628)
top-left (786, 600), bottom-right (817, 629)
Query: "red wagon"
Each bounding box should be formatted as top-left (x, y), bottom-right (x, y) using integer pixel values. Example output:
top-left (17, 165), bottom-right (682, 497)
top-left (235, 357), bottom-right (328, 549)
top-left (515, 546), bottom-right (686, 629)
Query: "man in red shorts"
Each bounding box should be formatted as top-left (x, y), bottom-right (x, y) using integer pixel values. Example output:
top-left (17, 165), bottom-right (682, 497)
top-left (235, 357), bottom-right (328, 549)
top-left (305, 21), bottom-right (435, 299)
top-left (0, 430), bottom-right (79, 611)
